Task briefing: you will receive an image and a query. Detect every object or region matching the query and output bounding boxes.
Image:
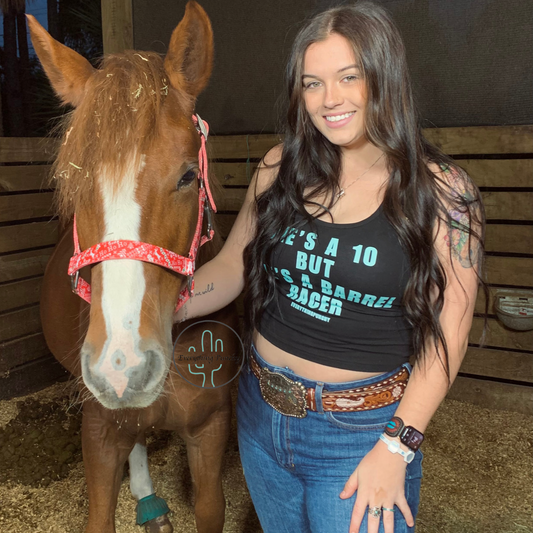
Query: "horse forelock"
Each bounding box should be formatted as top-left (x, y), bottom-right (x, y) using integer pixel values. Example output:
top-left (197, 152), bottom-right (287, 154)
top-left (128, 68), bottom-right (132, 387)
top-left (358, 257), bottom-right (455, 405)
top-left (51, 50), bottom-right (193, 222)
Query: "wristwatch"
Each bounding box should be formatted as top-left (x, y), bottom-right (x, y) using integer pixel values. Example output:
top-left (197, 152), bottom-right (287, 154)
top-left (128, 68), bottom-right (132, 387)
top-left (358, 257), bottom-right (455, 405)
top-left (379, 434), bottom-right (415, 463)
top-left (384, 416), bottom-right (425, 452)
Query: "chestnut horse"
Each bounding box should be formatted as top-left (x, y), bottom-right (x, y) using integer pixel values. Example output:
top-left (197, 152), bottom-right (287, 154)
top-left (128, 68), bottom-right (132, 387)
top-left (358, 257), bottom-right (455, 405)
top-left (28, 3), bottom-right (239, 532)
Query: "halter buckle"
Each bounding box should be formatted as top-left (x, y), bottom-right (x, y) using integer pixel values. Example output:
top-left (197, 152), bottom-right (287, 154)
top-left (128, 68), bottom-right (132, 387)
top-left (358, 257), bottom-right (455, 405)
top-left (70, 271), bottom-right (80, 292)
top-left (204, 202), bottom-right (213, 234)
top-left (195, 113), bottom-right (208, 139)
top-left (186, 274), bottom-right (194, 296)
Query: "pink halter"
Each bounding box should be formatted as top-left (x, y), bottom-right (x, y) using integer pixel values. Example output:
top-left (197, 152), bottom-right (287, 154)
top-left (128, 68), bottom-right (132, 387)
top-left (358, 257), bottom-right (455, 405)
top-left (67, 114), bottom-right (215, 312)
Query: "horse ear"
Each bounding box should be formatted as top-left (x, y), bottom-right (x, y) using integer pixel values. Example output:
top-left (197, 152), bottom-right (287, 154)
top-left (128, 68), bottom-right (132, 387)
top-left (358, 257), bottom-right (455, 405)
top-left (27, 14), bottom-right (95, 107)
top-left (164, 1), bottom-right (214, 99)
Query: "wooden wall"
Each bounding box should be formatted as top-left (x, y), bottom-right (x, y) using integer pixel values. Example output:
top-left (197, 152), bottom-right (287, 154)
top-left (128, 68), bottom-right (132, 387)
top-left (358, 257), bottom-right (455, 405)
top-left (1, 126), bottom-right (532, 413)
top-left (0, 138), bottom-right (67, 399)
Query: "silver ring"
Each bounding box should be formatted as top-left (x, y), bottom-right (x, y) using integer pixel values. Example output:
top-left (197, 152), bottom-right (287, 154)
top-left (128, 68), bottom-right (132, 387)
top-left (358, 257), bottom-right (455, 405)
top-left (368, 506), bottom-right (382, 519)
top-left (382, 507), bottom-right (395, 512)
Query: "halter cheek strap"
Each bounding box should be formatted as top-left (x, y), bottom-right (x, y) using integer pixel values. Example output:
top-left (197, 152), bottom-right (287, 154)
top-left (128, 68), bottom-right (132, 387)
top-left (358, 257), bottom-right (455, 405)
top-left (67, 114), bottom-right (215, 312)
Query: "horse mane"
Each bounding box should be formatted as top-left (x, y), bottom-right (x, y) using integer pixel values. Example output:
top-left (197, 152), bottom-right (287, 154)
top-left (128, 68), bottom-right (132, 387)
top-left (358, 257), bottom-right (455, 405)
top-left (51, 50), bottom-right (189, 222)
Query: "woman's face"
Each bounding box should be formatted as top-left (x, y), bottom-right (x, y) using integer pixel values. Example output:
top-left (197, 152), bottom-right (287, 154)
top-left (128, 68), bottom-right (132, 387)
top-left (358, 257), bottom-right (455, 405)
top-left (302, 33), bottom-right (368, 150)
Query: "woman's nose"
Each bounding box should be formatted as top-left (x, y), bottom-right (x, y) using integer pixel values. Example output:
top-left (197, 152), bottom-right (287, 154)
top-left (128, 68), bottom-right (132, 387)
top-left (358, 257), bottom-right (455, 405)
top-left (324, 83), bottom-right (343, 108)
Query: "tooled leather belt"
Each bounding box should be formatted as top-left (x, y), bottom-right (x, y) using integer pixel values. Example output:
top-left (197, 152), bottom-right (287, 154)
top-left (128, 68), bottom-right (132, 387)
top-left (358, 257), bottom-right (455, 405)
top-left (249, 353), bottom-right (409, 418)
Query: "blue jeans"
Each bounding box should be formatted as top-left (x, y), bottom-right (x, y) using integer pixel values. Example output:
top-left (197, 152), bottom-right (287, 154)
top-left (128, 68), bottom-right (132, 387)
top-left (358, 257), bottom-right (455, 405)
top-left (236, 343), bottom-right (423, 533)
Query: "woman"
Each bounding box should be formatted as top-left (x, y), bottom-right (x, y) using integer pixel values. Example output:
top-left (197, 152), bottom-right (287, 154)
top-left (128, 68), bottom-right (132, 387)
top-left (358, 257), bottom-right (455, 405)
top-left (175, 2), bottom-right (484, 532)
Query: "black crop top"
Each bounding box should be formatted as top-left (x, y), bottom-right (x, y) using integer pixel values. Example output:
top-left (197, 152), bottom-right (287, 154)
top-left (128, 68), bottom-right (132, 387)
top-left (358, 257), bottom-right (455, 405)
top-left (257, 205), bottom-right (414, 372)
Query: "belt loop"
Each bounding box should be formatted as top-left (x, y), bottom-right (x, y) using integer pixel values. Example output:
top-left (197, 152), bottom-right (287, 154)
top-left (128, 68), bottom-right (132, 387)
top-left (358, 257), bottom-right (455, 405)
top-left (315, 382), bottom-right (324, 414)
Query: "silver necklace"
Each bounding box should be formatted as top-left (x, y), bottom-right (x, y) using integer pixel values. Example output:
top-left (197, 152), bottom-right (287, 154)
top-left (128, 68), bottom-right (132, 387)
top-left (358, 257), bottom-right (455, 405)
top-left (336, 153), bottom-right (385, 199)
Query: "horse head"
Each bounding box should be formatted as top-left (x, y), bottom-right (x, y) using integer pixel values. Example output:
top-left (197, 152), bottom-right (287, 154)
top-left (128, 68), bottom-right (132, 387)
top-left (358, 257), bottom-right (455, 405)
top-left (28, 2), bottom-right (217, 409)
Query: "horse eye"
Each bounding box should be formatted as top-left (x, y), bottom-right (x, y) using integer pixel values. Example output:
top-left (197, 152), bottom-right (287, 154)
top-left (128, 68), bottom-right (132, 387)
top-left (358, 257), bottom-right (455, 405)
top-left (177, 169), bottom-right (197, 190)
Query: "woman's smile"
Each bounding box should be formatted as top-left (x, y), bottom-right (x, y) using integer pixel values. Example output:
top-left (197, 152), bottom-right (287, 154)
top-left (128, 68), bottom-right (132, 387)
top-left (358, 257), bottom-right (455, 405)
top-left (324, 111), bottom-right (356, 127)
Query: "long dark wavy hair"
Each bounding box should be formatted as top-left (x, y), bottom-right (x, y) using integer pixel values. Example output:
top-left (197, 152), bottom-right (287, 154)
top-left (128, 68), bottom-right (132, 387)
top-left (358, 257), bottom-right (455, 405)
top-left (242, 1), bottom-right (487, 379)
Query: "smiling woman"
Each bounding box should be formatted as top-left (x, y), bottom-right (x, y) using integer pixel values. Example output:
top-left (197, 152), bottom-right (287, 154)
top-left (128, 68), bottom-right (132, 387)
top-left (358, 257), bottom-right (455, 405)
top-left (173, 2), bottom-right (486, 533)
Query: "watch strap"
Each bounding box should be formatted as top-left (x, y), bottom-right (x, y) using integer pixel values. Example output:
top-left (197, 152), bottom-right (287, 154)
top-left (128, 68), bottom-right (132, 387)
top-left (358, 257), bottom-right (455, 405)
top-left (379, 433), bottom-right (415, 463)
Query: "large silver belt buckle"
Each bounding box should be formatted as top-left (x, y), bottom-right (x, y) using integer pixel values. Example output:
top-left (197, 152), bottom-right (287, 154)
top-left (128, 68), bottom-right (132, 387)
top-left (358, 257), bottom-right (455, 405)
top-left (258, 367), bottom-right (308, 418)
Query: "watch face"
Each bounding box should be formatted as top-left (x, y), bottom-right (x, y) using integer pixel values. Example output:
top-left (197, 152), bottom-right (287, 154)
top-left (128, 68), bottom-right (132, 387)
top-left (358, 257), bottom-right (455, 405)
top-left (401, 427), bottom-right (424, 451)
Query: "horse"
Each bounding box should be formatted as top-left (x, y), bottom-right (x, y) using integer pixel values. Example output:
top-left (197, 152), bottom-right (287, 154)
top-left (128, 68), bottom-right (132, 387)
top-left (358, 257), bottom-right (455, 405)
top-left (28, 3), bottom-right (240, 532)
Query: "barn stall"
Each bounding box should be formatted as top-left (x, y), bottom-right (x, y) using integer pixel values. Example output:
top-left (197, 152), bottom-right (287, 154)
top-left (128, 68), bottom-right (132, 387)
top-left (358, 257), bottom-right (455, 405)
top-left (1, 0), bottom-right (533, 531)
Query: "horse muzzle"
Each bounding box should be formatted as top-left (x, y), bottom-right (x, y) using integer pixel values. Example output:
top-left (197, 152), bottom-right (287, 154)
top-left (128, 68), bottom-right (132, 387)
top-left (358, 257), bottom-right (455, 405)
top-left (80, 343), bottom-right (169, 409)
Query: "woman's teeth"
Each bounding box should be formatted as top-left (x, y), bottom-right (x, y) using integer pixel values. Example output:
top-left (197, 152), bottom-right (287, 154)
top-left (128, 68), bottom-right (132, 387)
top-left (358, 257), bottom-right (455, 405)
top-left (325, 112), bottom-right (355, 122)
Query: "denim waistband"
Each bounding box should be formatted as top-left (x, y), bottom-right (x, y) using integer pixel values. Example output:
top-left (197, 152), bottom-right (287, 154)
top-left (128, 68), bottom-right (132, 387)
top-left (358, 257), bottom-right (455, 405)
top-left (250, 342), bottom-right (411, 392)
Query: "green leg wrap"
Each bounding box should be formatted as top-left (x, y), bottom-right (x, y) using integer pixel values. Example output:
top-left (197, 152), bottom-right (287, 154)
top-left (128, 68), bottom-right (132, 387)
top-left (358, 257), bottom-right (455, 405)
top-left (135, 493), bottom-right (171, 525)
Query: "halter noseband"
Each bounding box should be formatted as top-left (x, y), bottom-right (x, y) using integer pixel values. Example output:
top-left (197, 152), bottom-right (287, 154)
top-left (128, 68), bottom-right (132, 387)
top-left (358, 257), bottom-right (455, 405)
top-left (67, 114), bottom-right (215, 312)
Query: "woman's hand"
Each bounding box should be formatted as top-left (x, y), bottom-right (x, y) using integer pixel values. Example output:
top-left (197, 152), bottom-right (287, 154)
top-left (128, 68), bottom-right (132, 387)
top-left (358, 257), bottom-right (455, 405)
top-left (340, 438), bottom-right (414, 533)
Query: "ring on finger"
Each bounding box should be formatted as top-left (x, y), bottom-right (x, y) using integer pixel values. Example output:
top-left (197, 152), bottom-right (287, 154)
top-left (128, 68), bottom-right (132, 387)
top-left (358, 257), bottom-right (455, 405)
top-left (382, 507), bottom-right (395, 512)
top-left (368, 506), bottom-right (382, 519)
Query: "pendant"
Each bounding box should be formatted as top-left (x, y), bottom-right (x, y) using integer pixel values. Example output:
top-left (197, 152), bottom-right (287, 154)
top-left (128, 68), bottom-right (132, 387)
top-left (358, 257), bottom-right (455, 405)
top-left (336, 188), bottom-right (345, 199)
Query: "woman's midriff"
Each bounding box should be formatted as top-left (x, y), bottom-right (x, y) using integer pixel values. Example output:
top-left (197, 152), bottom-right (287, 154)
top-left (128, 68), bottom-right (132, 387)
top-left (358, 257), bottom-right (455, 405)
top-left (252, 329), bottom-right (385, 382)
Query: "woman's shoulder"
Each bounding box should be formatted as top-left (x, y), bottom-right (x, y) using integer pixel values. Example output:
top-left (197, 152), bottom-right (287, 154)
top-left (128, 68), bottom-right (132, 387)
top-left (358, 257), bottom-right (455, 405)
top-left (427, 161), bottom-right (479, 205)
top-left (252, 143), bottom-right (284, 197)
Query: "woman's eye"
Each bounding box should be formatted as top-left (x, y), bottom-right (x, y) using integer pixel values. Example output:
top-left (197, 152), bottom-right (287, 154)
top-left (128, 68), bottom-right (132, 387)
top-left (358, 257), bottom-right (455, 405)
top-left (177, 169), bottom-right (197, 190)
top-left (343, 75), bottom-right (358, 83)
top-left (304, 81), bottom-right (321, 90)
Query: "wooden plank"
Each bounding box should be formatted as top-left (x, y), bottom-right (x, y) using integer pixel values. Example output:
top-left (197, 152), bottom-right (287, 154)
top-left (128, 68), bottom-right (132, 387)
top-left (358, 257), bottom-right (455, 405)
top-left (217, 188), bottom-right (247, 211)
top-left (0, 277), bottom-right (43, 313)
top-left (461, 346), bottom-right (533, 383)
top-left (447, 375), bottom-right (533, 415)
top-left (212, 162), bottom-right (258, 187)
top-left (469, 317), bottom-right (533, 351)
top-left (0, 137), bottom-right (58, 163)
top-left (0, 221), bottom-right (59, 254)
top-left (0, 332), bottom-right (50, 373)
top-left (484, 224), bottom-right (533, 254)
top-left (482, 191), bottom-right (533, 221)
top-left (461, 159), bottom-right (533, 188)
top-left (0, 354), bottom-right (69, 400)
top-left (102, 0), bottom-right (133, 54)
top-left (0, 192), bottom-right (55, 222)
top-left (424, 125), bottom-right (533, 155)
top-left (209, 134), bottom-right (282, 159)
top-left (0, 305), bottom-right (42, 343)
top-left (215, 187), bottom-right (533, 222)
top-left (474, 287), bottom-right (495, 315)
top-left (0, 165), bottom-right (52, 192)
top-left (485, 256), bottom-right (533, 287)
top-left (0, 247), bottom-right (53, 283)
top-left (208, 126), bottom-right (533, 159)
top-left (213, 159), bottom-right (533, 189)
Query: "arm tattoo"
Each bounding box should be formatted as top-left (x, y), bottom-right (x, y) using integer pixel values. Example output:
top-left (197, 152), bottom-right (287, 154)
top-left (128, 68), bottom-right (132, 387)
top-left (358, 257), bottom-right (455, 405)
top-left (441, 165), bottom-right (481, 269)
top-left (179, 283), bottom-right (214, 323)
top-left (194, 282), bottom-right (215, 296)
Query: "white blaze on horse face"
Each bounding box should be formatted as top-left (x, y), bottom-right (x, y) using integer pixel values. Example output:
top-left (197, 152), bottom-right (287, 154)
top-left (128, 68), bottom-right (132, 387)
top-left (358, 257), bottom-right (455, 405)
top-left (97, 156), bottom-right (146, 398)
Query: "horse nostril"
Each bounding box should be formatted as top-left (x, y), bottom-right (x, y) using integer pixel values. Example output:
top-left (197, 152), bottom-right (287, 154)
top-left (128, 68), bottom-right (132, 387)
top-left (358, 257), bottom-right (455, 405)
top-left (141, 350), bottom-right (164, 390)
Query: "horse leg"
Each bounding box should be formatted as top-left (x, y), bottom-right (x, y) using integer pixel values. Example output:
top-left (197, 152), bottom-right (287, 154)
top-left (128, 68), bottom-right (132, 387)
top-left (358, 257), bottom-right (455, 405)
top-left (185, 404), bottom-right (232, 533)
top-left (129, 435), bottom-right (173, 533)
top-left (82, 401), bottom-right (136, 533)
